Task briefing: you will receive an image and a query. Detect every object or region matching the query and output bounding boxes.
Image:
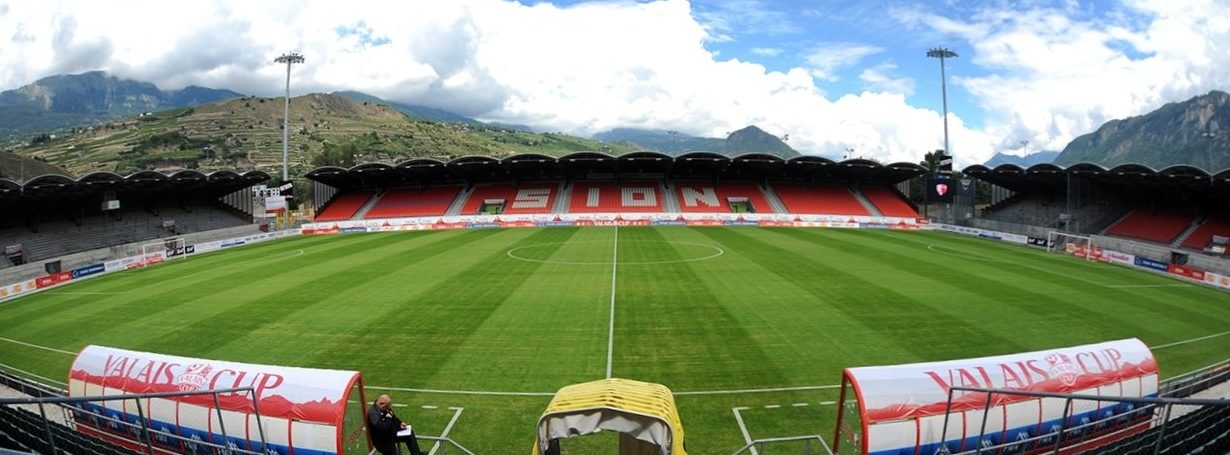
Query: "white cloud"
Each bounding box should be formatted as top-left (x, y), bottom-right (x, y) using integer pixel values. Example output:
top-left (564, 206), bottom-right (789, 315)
top-left (859, 62), bottom-right (916, 96)
top-left (901, 0), bottom-right (1230, 158)
top-left (804, 42), bottom-right (884, 81)
top-left (0, 0), bottom-right (1223, 170)
top-left (750, 47), bottom-right (783, 57)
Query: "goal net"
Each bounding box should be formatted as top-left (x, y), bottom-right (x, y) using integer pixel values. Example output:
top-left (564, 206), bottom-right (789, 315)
top-left (1047, 231), bottom-right (1095, 261)
top-left (140, 238), bottom-right (187, 267)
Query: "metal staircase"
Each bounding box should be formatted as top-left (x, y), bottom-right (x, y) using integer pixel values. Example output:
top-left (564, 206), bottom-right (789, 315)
top-left (760, 183), bottom-right (790, 214)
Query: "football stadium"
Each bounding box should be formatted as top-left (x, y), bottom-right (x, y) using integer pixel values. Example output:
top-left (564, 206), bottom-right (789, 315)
top-left (2, 152), bottom-right (1229, 455)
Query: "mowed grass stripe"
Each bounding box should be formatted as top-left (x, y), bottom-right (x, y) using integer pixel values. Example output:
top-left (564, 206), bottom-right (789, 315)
top-left (613, 227), bottom-right (793, 389)
top-left (655, 227), bottom-right (887, 382)
top-left (696, 227), bottom-right (1030, 359)
top-left (423, 228), bottom-right (615, 390)
top-left (327, 228), bottom-right (587, 388)
top-left (21, 232), bottom-right (450, 357)
top-left (941, 232), bottom-right (1228, 330)
top-left (874, 230), bottom-right (1230, 336)
top-left (791, 229), bottom-right (1167, 347)
top-left (147, 230), bottom-right (506, 362)
top-left (0, 233), bottom-right (395, 336)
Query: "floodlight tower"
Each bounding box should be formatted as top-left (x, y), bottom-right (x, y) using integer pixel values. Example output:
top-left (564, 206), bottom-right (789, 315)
top-left (926, 47), bottom-right (958, 160)
top-left (274, 52), bottom-right (305, 181)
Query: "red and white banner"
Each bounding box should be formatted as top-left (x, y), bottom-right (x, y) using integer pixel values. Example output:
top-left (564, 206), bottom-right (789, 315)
top-left (1168, 264), bottom-right (1205, 281)
top-left (69, 345), bottom-right (362, 455)
top-left (35, 271), bottom-right (72, 288)
top-left (839, 339), bottom-right (1157, 455)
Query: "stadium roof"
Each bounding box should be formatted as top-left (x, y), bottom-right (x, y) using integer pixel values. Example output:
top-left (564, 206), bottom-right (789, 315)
top-left (0, 169), bottom-right (271, 200)
top-left (962, 162), bottom-right (1230, 199)
top-left (306, 152), bottom-right (927, 189)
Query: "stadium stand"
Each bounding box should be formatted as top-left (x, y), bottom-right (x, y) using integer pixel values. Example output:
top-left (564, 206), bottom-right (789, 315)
top-left (1083, 403), bottom-right (1230, 455)
top-left (673, 182), bottom-right (772, 213)
top-left (771, 183), bottom-right (869, 216)
top-left (981, 195), bottom-right (1067, 228)
top-left (859, 186), bottom-right (918, 217)
top-left (1104, 209), bottom-right (1194, 244)
top-left (460, 183), bottom-right (557, 215)
top-left (314, 190), bottom-right (373, 222)
top-left (364, 186), bottom-right (462, 219)
top-left (1181, 215), bottom-right (1230, 251)
top-left (569, 182), bottom-right (662, 213)
top-left (0, 405), bottom-right (138, 455)
top-left (0, 203), bottom-right (248, 265)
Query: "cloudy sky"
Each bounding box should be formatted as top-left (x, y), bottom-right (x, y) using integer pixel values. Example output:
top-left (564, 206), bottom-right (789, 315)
top-left (0, 0), bottom-right (1227, 166)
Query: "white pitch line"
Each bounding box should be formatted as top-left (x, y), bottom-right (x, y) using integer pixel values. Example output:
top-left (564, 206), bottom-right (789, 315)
top-left (429, 407), bottom-right (465, 455)
top-left (1152, 330), bottom-right (1230, 350)
top-left (0, 336), bottom-right (75, 355)
top-left (606, 226), bottom-right (618, 379)
top-left (792, 403), bottom-right (809, 407)
top-left (764, 404), bottom-right (780, 409)
top-left (1104, 284), bottom-right (1190, 288)
top-left (732, 407), bottom-right (759, 455)
top-left (0, 361), bottom-right (68, 387)
top-left (673, 384), bottom-right (842, 396)
top-left (421, 405), bottom-right (438, 409)
top-left (366, 385), bottom-right (555, 397)
top-left (4, 327), bottom-right (1230, 397)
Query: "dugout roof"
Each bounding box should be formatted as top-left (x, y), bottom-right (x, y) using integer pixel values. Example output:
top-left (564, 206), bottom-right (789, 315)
top-left (306, 152), bottom-right (928, 189)
top-left (533, 378), bottom-right (686, 455)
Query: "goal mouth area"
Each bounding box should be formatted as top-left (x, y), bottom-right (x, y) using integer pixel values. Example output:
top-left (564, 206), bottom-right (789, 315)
top-left (140, 237), bottom-right (189, 265)
top-left (1047, 231), bottom-right (1096, 261)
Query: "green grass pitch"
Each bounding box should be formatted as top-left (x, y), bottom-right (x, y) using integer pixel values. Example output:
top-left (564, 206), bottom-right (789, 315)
top-left (1, 227), bottom-right (1228, 454)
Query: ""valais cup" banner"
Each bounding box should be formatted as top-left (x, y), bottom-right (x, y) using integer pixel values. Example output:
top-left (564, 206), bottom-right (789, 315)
top-left (836, 338), bottom-right (1157, 455)
top-left (69, 345), bottom-right (364, 455)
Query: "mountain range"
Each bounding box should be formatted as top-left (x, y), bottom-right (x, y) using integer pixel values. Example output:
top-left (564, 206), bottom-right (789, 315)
top-left (983, 151), bottom-right (1060, 167)
top-left (0, 71), bottom-right (1225, 175)
top-left (0, 71), bottom-right (241, 141)
top-left (1053, 90), bottom-right (1229, 171)
top-left (593, 126), bottom-right (799, 158)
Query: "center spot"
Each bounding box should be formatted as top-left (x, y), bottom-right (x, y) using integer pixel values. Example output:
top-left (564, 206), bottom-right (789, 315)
top-left (507, 240), bottom-right (724, 265)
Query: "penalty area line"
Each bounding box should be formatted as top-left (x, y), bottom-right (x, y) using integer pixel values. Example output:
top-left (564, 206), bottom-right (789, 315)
top-left (732, 407), bottom-right (759, 455)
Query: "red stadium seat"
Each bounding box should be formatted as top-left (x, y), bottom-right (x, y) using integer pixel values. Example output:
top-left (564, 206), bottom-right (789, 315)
top-left (314, 191), bottom-right (373, 222)
top-left (1105, 209), bottom-right (1193, 244)
top-left (860, 186), bottom-right (918, 217)
top-left (1181, 216), bottom-right (1230, 250)
top-left (569, 182), bottom-right (662, 213)
top-left (674, 182), bottom-right (772, 213)
top-left (460, 184), bottom-right (557, 215)
top-left (771, 183), bottom-right (869, 215)
top-left (364, 187), bottom-right (462, 219)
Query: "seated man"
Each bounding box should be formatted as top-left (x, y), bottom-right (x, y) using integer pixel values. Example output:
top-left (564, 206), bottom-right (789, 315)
top-left (367, 394), bottom-right (424, 455)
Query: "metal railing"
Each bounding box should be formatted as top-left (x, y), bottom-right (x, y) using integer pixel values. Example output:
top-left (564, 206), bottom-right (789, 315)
top-left (937, 386), bottom-right (1230, 455)
top-left (730, 435), bottom-right (834, 455)
top-left (1, 387), bottom-right (267, 455)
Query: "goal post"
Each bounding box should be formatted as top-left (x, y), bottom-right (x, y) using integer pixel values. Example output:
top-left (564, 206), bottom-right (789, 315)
top-left (1047, 231), bottom-right (1095, 261)
top-left (140, 238), bottom-right (187, 266)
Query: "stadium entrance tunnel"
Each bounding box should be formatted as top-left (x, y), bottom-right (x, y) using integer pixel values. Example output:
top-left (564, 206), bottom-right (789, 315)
top-left (533, 378), bottom-right (687, 455)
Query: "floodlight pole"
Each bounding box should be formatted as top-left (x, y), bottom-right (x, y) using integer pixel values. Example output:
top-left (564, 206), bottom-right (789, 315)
top-left (927, 47), bottom-right (958, 224)
top-left (274, 52), bottom-right (304, 182)
top-left (927, 47), bottom-right (958, 160)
